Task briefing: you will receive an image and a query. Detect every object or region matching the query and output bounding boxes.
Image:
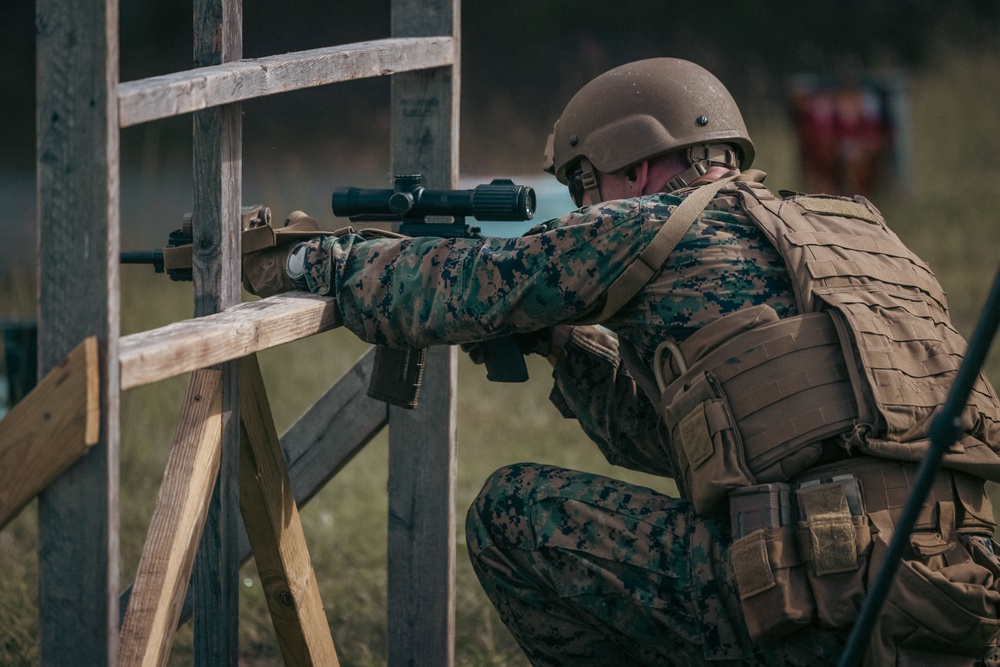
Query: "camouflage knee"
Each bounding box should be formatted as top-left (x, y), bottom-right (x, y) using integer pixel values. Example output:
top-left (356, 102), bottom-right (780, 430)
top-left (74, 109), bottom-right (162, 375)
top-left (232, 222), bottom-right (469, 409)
top-left (466, 462), bottom-right (547, 560)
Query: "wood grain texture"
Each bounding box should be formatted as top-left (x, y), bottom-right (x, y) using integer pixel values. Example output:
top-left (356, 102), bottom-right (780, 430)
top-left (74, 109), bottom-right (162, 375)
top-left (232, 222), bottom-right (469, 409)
top-left (0, 336), bottom-right (99, 530)
top-left (36, 0), bottom-right (122, 660)
top-left (119, 37), bottom-right (455, 127)
top-left (190, 0), bottom-right (243, 662)
top-left (239, 355), bottom-right (339, 666)
top-left (119, 293), bottom-right (343, 391)
top-left (387, 1), bottom-right (460, 664)
top-left (120, 347), bottom-right (388, 628)
top-left (118, 370), bottom-right (223, 667)
top-left (387, 345), bottom-right (457, 667)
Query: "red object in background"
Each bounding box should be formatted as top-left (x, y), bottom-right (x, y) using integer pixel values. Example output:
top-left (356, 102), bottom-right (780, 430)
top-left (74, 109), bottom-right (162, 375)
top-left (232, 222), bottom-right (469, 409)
top-left (791, 75), bottom-right (905, 197)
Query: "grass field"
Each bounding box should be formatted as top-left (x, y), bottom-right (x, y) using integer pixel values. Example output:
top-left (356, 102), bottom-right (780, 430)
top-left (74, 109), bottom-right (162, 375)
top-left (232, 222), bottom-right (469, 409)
top-left (2, 48), bottom-right (1000, 665)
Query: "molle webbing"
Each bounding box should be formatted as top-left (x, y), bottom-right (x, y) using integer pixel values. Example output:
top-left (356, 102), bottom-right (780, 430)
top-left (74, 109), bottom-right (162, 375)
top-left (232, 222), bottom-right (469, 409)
top-left (733, 183), bottom-right (945, 312)
top-left (734, 183), bottom-right (1000, 476)
top-left (795, 457), bottom-right (996, 536)
top-left (661, 312), bottom-right (857, 491)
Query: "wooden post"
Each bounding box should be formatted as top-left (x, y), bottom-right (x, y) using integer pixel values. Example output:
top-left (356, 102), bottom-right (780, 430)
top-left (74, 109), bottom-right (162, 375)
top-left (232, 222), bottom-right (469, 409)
top-left (386, 346), bottom-right (458, 667)
top-left (190, 0), bottom-right (242, 663)
top-left (389, 1), bottom-right (460, 665)
top-left (36, 0), bottom-right (121, 661)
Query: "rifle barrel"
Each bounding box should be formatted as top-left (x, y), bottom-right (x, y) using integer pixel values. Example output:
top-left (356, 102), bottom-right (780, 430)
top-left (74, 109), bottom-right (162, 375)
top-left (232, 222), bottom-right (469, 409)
top-left (120, 250), bottom-right (164, 265)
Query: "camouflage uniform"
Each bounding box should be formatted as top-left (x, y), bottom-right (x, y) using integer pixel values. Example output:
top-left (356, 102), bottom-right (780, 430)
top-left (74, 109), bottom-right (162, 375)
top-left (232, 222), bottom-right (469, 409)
top-left (300, 186), bottom-right (840, 664)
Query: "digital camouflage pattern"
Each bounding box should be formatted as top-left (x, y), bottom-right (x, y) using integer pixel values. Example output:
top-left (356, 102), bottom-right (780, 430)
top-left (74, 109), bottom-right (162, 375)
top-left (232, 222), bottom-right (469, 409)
top-left (466, 463), bottom-right (846, 666)
top-left (298, 184), bottom-right (828, 663)
top-left (302, 186), bottom-right (797, 477)
top-left (546, 324), bottom-right (673, 476)
top-left (301, 188), bottom-right (797, 359)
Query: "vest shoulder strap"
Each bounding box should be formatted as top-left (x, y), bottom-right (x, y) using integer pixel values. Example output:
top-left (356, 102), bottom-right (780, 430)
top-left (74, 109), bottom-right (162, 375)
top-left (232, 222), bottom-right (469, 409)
top-left (576, 169), bottom-right (764, 324)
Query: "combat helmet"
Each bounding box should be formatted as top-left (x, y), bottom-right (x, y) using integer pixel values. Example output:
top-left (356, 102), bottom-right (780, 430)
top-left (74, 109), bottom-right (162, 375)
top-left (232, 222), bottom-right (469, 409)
top-left (543, 58), bottom-right (755, 203)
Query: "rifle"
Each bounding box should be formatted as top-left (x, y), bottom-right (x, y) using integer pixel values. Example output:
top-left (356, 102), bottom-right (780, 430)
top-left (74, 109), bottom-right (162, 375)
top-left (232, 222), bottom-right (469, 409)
top-left (120, 177), bottom-right (537, 409)
top-left (120, 206), bottom-right (274, 282)
top-left (332, 174), bottom-right (537, 408)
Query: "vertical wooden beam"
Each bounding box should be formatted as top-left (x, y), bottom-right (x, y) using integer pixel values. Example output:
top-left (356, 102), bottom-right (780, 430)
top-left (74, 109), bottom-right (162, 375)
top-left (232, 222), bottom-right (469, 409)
top-left (386, 346), bottom-right (458, 667)
top-left (191, 0), bottom-right (242, 663)
top-left (391, 0), bottom-right (460, 190)
top-left (389, 2), bottom-right (460, 665)
top-left (35, 0), bottom-right (121, 661)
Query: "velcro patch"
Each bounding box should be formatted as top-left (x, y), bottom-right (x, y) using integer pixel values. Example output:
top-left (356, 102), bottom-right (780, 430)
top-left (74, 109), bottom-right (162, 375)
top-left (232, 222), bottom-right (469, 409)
top-left (730, 531), bottom-right (776, 599)
top-left (679, 403), bottom-right (713, 469)
top-left (795, 197), bottom-right (880, 224)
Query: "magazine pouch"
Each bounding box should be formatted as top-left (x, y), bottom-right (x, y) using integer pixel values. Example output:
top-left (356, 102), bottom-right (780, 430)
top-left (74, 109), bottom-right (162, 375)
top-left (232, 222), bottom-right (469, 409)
top-left (862, 509), bottom-right (1000, 666)
top-left (794, 477), bottom-right (872, 629)
top-left (727, 484), bottom-right (814, 642)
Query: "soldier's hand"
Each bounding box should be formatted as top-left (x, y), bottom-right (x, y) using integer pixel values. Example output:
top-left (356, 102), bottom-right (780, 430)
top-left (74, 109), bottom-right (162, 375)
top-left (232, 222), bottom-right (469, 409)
top-left (242, 211), bottom-right (319, 297)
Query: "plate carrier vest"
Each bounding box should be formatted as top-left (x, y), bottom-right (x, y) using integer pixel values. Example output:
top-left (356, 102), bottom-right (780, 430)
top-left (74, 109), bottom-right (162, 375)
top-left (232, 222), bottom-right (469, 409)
top-left (629, 176), bottom-right (1000, 516)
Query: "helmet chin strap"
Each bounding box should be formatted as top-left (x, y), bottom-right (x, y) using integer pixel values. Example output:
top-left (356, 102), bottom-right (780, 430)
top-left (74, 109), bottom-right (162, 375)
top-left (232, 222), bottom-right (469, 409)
top-left (665, 144), bottom-right (740, 192)
top-left (579, 157), bottom-right (602, 204)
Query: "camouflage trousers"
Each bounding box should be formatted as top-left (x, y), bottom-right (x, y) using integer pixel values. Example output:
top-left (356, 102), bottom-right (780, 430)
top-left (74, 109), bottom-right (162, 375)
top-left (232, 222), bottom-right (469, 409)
top-left (465, 463), bottom-right (847, 666)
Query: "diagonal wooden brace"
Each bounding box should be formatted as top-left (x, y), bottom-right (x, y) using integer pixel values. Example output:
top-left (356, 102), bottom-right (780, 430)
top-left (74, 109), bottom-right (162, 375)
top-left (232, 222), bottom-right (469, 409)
top-left (239, 354), bottom-right (340, 666)
top-left (118, 369), bottom-right (223, 667)
top-left (0, 336), bottom-right (99, 531)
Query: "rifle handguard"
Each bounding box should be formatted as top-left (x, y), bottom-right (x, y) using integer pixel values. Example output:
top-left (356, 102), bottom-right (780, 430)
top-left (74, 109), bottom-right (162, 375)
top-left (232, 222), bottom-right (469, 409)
top-left (162, 207), bottom-right (334, 276)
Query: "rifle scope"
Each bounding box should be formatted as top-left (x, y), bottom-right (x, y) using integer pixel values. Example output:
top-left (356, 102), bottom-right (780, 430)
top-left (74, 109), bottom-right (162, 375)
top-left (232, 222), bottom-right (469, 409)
top-left (332, 175), bottom-right (536, 222)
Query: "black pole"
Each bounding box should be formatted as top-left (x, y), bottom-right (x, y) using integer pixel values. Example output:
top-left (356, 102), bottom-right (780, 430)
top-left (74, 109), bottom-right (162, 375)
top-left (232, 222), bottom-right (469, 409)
top-left (837, 264), bottom-right (1000, 667)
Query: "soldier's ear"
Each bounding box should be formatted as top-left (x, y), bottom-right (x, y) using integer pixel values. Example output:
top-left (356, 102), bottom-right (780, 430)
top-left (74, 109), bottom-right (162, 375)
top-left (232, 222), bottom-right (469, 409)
top-left (627, 161), bottom-right (652, 193)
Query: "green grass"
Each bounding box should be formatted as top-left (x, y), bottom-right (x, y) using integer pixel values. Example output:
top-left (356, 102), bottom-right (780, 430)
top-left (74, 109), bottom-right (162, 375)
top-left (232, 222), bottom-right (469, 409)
top-left (3, 48), bottom-right (1000, 665)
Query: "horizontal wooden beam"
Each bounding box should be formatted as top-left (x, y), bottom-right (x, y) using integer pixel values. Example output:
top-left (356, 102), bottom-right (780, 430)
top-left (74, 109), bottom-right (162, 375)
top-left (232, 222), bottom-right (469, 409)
top-left (119, 293), bottom-right (343, 391)
top-left (118, 36), bottom-right (455, 127)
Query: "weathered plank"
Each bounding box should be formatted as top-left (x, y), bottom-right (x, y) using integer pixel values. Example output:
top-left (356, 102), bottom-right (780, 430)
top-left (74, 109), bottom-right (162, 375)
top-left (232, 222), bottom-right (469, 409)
top-left (388, 8), bottom-right (459, 664)
top-left (119, 37), bottom-right (455, 128)
top-left (36, 0), bottom-right (122, 659)
top-left (386, 345), bottom-right (457, 667)
top-left (239, 355), bottom-right (339, 666)
top-left (120, 347), bottom-right (389, 627)
top-left (119, 294), bottom-right (342, 391)
top-left (190, 0), bottom-right (242, 661)
top-left (118, 370), bottom-right (223, 667)
top-left (0, 336), bottom-right (99, 531)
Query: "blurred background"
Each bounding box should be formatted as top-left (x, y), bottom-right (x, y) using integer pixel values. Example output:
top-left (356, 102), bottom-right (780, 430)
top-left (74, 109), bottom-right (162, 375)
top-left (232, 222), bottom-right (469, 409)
top-left (2, 1), bottom-right (1000, 664)
top-left (0, 0), bottom-right (997, 264)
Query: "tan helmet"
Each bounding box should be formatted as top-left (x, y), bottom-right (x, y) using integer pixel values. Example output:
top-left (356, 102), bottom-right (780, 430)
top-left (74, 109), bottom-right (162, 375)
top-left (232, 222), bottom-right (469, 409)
top-left (543, 58), bottom-right (755, 185)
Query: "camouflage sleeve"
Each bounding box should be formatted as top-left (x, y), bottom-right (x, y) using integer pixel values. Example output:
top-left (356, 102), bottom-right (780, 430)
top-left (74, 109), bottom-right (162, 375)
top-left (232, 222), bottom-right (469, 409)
top-left (300, 198), bottom-right (661, 347)
top-left (549, 326), bottom-right (673, 477)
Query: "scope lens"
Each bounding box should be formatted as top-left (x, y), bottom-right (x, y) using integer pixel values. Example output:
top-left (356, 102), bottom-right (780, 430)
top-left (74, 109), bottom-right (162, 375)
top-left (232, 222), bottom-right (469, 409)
top-left (522, 188), bottom-right (536, 219)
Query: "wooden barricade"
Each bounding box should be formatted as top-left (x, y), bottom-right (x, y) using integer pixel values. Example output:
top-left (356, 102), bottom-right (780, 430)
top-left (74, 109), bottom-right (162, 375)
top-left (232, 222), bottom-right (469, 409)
top-left (21, 0), bottom-right (462, 663)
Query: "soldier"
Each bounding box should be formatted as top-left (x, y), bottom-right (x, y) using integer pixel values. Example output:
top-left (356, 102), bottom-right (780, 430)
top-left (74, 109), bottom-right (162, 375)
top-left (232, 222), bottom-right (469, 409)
top-left (244, 58), bottom-right (1000, 666)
